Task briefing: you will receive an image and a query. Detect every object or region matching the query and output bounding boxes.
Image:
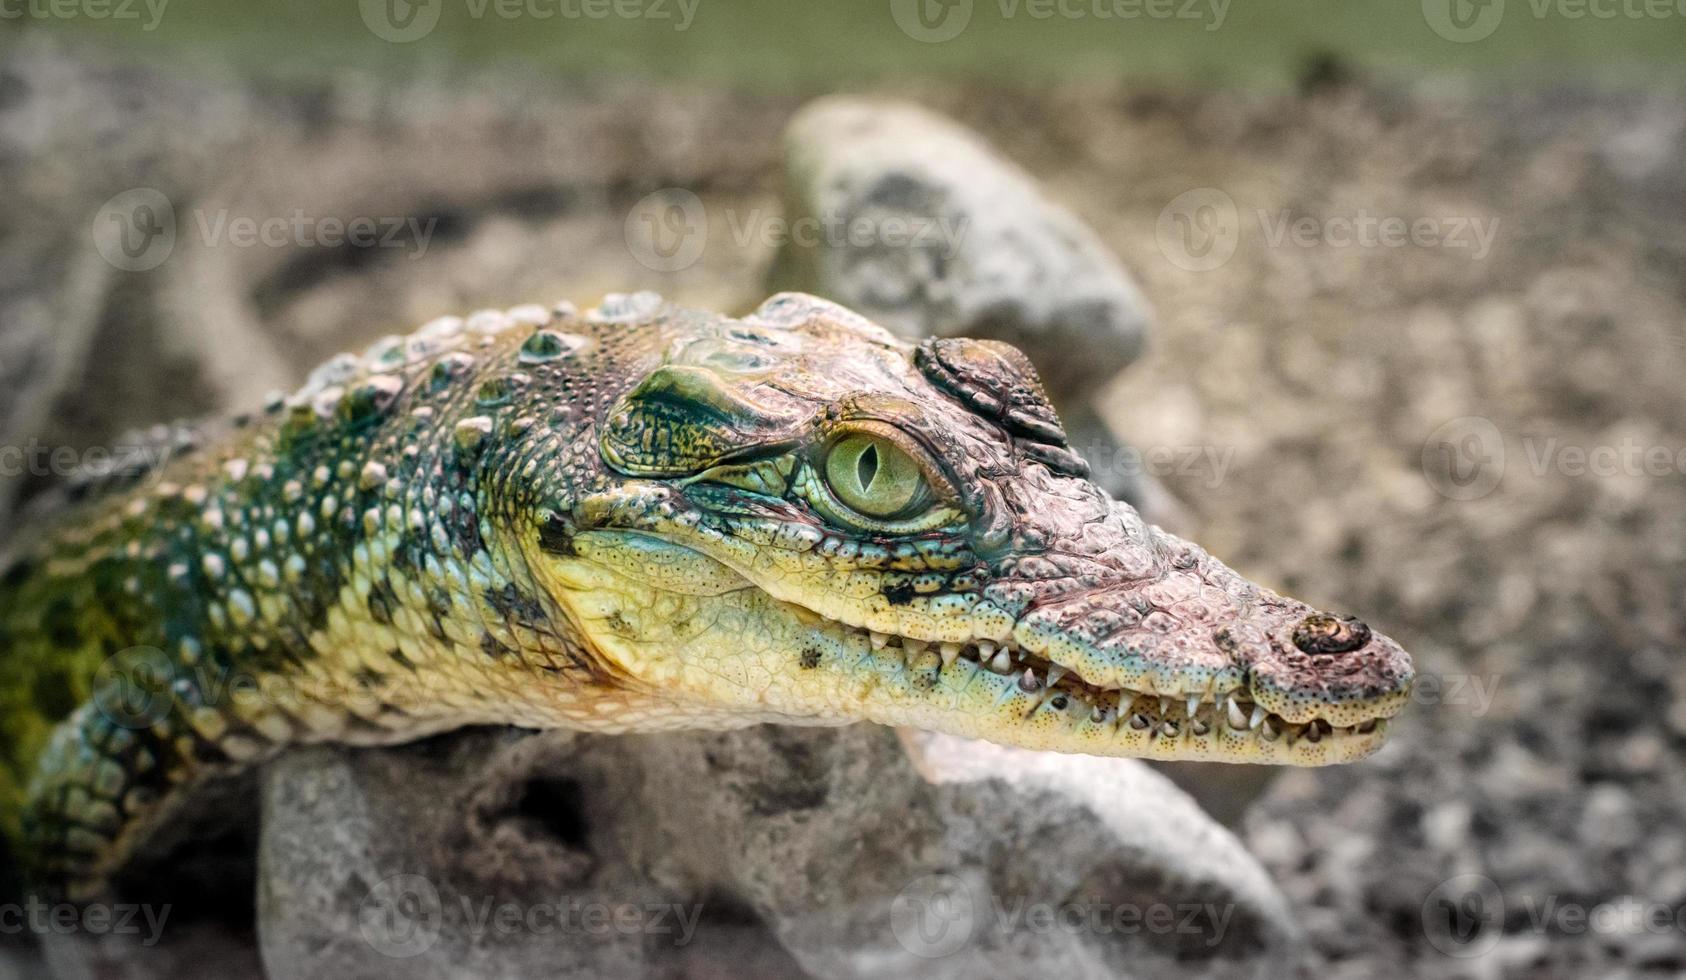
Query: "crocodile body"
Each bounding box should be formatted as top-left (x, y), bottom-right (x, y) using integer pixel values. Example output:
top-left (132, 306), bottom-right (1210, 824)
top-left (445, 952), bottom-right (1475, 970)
top-left (0, 292), bottom-right (1414, 902)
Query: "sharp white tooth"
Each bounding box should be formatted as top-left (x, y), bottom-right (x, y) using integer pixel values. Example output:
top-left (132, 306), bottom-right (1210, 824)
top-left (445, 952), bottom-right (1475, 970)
top-left (1186, 695), bottom-right (1202, 719)
top-left (1089, 705), bottom-right (1111, 724)
top-left (1128, 712), bottom-right (1151, 731)
top-left (1249, 705), bottom-right (1268, 730)
top-left (870, 632), bottom-right (889, 650)
top-left (940, 643), bottom-right (961, 667)
top-left (1190, 718), bottom-right (1211, 736)
top-left (1018, 668), bottom-right (1040, 694)
top-left (904, 639), bottom-right (928, 655)
top-left (1159, 720), bottom-right (1179, 738)
top-left (1045, 665), bottom-right (1068, 688)
top-left (1159, 697), bottom-right (1172, 716)
top-left (1226, 698), bottom-right (1248, 730)
top-left (976, 640), bottom-right (996, 660)
top-left (988, 649), bottom-right (1012, 673)
top-left (1260, 718), bottom-right (1280, 741)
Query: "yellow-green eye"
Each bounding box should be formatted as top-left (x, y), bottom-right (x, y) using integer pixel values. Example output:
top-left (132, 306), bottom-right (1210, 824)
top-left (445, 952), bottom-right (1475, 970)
top-left (823, 433), bottom-right (929, 519)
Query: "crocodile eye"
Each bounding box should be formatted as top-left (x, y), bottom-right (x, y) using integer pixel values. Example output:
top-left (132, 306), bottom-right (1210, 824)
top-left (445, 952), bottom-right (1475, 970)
top-left (823, 433), bottom-right (929, 519)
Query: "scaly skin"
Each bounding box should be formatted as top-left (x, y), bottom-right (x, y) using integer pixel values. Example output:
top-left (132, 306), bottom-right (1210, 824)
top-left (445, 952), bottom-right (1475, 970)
top-left (0, 291), bottom-right (1413, 902)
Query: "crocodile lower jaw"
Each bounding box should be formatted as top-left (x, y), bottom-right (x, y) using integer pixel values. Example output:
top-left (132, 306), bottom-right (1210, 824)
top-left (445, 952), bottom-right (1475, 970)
top-left (853, 628), bottom-right (1391, 758)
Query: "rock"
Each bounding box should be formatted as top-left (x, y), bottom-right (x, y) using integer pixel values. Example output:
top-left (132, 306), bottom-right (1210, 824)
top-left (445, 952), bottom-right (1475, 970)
top-left (769, 97), bottom-right (1155, 507)
top-left (257, 725), bottom-right (1298, 980)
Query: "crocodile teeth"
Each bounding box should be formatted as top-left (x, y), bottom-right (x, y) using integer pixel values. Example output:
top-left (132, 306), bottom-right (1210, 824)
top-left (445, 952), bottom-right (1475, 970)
top-left (1158, 697), bottom-right (1173, 717)
top-left (1186, 695), bottom-right (1202, 719)
top-left (940, 643), bottom-right (961, 668)
top-left (976, 640), bottom-right (996, 660)
top-left (1045, 665), bottom-right (1068, 688)
top-left (903, 639), bottom-right (928, 656)
top-left (870, 632), bottom-right (889, 650)
top-left (1249, 704), bottom-right (1268, 731)
top-left (1089, 705), bottom-right (1111, 724)
top-left (1190, 718), bottom-right (1211, 736)
top-left (1018, 668), bottom-right (1040, 694)
top-left (1260, 718), bottom-right (1280, 741)
top-left (1128, 712), bottom-right (1151, 731)
top-left (1226, 698), bottom-right (1249, 730)
top-left (988, 649), bottom-right (1013, 674)
top-left (1159, 720), bottom-right (1180, 738)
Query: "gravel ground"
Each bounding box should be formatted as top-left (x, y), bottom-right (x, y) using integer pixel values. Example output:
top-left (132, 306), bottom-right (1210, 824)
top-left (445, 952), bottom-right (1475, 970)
top-left (1019, 81), bottom-right (1686, 980)
top-left (4, 38), bottom-right (1686, 978)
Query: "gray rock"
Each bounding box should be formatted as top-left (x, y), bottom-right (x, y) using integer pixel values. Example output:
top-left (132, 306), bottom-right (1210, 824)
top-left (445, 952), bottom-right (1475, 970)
top-left (257, 725), bottom-right (1298, 980)
top-left (768, 97), bottom-right (1153, 505)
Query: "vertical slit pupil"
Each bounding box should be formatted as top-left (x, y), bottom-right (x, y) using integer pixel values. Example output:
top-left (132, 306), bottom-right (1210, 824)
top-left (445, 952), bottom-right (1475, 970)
top-left (856, 443), bottom-right (880, 490)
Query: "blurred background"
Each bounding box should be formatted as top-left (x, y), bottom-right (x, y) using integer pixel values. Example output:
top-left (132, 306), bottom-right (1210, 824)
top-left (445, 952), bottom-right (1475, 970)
top-left (3, 2), bottom-right (1686, 978)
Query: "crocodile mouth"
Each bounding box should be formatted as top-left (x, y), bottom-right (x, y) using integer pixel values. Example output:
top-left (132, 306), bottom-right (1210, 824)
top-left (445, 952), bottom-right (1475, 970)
top-left (842, 626), bottom-right (1396, 763)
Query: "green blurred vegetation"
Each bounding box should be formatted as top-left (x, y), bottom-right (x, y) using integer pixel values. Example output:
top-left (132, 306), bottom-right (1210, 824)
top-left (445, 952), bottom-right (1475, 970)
top-left (13, 0), bottom-right (1686, 87)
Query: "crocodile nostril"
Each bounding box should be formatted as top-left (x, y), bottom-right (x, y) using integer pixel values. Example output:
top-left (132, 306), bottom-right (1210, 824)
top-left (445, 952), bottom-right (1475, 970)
top-left (1292, 614), bottom-right (1372, 655)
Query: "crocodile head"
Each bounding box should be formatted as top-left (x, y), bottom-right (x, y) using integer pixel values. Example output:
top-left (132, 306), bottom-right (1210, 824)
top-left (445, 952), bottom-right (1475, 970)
top-left (525, 294), bottom-right (1413, 765)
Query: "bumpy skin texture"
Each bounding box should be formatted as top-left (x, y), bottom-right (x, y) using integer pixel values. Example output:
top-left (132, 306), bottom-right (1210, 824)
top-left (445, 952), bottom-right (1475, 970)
top-left (0, 292), bottom-right (1413, 901)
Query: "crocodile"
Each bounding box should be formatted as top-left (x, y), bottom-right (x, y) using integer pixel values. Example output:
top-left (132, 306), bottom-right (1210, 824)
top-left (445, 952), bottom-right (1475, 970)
top-left (0, 291), bottom-right (1414, 904)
